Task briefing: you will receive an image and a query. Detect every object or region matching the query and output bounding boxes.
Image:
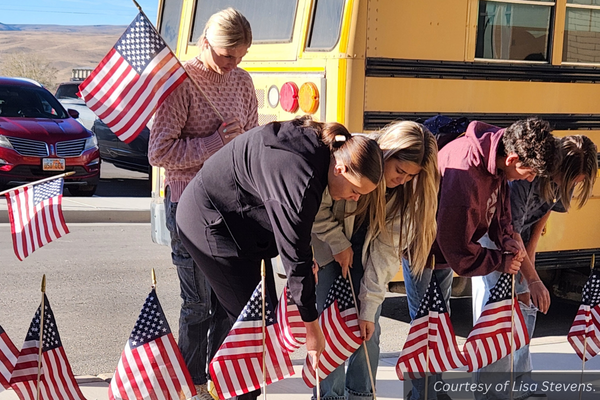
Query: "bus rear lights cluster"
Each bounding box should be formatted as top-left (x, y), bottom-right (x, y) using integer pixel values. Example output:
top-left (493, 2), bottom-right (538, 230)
top-left (298, 82), bottom-right (319, 114)
top-left (280, 82), bottom-right (299, 113)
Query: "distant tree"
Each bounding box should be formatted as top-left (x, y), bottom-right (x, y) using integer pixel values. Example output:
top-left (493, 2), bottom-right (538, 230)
top-left (0, 52), bottom-right (58, 89)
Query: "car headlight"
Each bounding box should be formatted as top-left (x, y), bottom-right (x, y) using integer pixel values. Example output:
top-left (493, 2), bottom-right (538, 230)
top-left (84, 134), bottom-right (98, 150)
top-left (0, 135), bottom-right (14, 150)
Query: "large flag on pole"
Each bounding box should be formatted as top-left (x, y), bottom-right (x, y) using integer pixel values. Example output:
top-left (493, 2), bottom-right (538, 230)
top-left (568, 268), bottom-right (600, 361)
top-left (276, 285), bottom-right (306, 353)
top-left (5, 177), bottom-right (69, 261)
top-left (79, 12), bottom-right (187, 143)
top-left (9, 294), bottom-right (85, 400)
top-left (209, 281), bottom-right (294, 400)
top-left (463, 273), bottom-right (530, 372)
top-left (109, 288), bottom-right (196, 400)
top-left (396, 274), bottom-right (465, 380)
top-left (301, 275), bottom-right (362, 388)
top-left (0, 324), bottom-right (19, 392)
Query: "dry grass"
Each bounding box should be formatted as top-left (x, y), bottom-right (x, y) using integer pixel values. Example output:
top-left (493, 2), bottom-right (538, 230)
top-left (0, 27), bottom-right (125, 90)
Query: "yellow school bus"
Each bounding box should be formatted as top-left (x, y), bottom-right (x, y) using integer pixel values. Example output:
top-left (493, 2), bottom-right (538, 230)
top-left (152, 0), bottom-right (600, 299)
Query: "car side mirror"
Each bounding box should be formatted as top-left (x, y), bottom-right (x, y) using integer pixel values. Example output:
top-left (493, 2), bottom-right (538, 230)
top-left (67, 109), bottom-right (80, 119)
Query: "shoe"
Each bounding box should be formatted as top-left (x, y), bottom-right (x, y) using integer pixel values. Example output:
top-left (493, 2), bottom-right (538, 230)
top-left (194, 384), bottom-right (215, 400)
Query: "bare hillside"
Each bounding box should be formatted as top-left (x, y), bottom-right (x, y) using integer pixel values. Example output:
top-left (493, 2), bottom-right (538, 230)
top-left (0, 25), bottom-right (127, 90)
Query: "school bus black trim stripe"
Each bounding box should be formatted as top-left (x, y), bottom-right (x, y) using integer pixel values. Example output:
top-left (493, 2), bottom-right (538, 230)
top-left (536, 249), bottom-right (600, 270)
top-left (363, 112), bottom-right (600, 131)
top-left (365, 58), bottom-right (600, 83)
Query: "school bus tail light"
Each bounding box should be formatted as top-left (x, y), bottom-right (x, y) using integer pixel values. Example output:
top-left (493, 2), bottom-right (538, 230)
top-left (298, 82), bottom-right (319, 114)
top-left (280, 82), bottom-right (299, 113)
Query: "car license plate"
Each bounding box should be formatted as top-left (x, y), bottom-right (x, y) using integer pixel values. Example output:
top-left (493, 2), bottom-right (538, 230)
top-left (42, 158), bottom-right (65, 171)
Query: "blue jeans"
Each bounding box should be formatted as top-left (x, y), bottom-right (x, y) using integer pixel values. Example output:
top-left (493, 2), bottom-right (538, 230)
top-left (166, 186), bottom-right (230, 385)
top-left (472, 271), bottom-right (538, 400)
top-left (402, 258), bottom-right (453, 400)
top-left (312, 261), bottom-right (381, 400)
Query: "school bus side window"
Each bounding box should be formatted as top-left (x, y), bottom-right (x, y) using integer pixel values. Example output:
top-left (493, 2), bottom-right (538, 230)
top-left (159, 0), bottom-right (184, 50)
top-left (564, 0), bottom-right (600, 63)
top-left (306, 0), bottom-right (345, 51)
top-left (190, 0), bottom-right (298, 44)
top-left (475, 0), bottom-right (553, 62)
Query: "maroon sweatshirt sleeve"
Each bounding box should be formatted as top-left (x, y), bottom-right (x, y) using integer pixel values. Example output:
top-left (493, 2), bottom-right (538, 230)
top-left (436, 169), bottom-right (504, 277)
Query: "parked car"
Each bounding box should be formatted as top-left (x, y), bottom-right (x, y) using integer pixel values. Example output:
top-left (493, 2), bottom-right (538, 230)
top-left (92, 118), bottom-right (150, 175)
top-left (54, 81), bottom-right (96, 131)
top-left (0, 77), bottom-right (100, 196)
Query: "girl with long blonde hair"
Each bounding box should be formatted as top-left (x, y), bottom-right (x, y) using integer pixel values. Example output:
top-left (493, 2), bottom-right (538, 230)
top-left (311, 120), bottom-right (440, 400)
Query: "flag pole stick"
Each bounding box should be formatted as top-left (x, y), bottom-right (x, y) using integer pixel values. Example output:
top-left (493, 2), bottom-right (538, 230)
top-left (578, 254), bottom-right (595, 400)
top-left (347, 271), bottom-right (377, 400)
top-left (261, 260), bottom-right (267, 400)
top-left (316, 364), bottom-right (320, 400)
top-left (0, 171), bottom-right (75, 197)
top-left (151, 268), bottom-right (157, 290)
top-left (510, 273), bottom-right (516, 400)
top-left (35, 274), bottom-right (47, 400)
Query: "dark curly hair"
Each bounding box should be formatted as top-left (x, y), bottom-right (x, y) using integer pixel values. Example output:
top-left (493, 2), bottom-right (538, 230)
top-left (501, 117), bottom-right (558, 177)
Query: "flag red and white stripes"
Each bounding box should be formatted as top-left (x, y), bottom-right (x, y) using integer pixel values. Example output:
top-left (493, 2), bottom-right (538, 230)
top-left (277, 285), bottom-right (306, 353)
top-left (463, 273), bottom-right (530, 372)
top-left (209, 281), bottom-right (294, 400)
top-left (568, 268), bottom-right (600, 361)
top-left (79, 13), bottom-right (187, 143)
top-left (396, 274), bottom-right (465, 380)
top-left (109, 289), bottom-right (196, 400)
top-left (302, 275), bottom-right (362, 387)
top-left (5, 177), bottom-right (69, 261)
top-left (9, 294), bottom-right (86, 400)
top-left (0, 325), bottom-right (19, 392)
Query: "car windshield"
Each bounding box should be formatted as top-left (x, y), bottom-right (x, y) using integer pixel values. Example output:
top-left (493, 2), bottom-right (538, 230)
top-left (0, 85), bottom-right (68, 119)
top-left (55, 83), bottom-right (80, 99)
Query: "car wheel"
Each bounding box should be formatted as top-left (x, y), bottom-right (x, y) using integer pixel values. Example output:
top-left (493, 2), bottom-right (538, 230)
top-left (69, 185), bottom-right (97, 197)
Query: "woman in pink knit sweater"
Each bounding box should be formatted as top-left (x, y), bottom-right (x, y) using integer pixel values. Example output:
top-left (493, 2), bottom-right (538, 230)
top-left (148, 8), bottom-right (258, 399)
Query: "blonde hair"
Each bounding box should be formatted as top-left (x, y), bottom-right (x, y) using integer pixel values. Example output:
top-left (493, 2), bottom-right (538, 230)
top-left (355, 121), bottom-right (440, 277)
top-left (540, 135), bottom-right (597, 210)
top-left (199, 8), bottom-right (252, 49)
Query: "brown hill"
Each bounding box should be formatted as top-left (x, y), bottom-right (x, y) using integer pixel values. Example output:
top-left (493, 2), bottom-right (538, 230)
top-left (0, 25), bottom-right (127, 90)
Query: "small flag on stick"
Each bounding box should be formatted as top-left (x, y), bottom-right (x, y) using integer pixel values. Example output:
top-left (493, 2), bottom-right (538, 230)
top-left (0, 324), bottom-right (19, 392)
top-left (10, 294), bottom-right (85, 400)
top-left (301, 275), bottom-right (362, 388)
top-left (79, 12), bottom-right (187, 143)
top-left (463, 273), bottom-right (530, 372)
top-left (209, 281), bottom-right (294, 400)
top-left (396, 274), bottom-right (465, 380)
top-left (276, 285), bottom-right (306, 353)
top-left (109, 289), bottom-right (196, 400)
top-left (568, 268), bottom-right (600, 361)
top-left (5, 177), bottom-right (69, 260)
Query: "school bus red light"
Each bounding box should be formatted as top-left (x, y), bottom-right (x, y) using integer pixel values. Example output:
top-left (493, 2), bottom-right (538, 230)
top-left (298, 82), bottom-right (319, 114)
top-left (280, 82), bottom-right (299, 112)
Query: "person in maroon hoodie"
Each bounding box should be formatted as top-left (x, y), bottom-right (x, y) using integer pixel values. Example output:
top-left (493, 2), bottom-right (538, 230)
top-left (410, 118), bottom-right (557, 400)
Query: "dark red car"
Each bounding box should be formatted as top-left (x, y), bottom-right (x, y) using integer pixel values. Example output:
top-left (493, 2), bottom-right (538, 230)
top-left (0, 77), bottom-right (100, 196)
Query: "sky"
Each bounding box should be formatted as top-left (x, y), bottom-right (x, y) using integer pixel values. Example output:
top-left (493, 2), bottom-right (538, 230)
top-left (0, 0), bottom-right (159, 26)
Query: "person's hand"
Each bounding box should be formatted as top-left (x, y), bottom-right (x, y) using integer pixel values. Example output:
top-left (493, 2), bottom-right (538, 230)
top-left (312, 260), bottom-right (319, 285)
top-left (529, 280), bottom-right (551, 314)
top-left (359, 320), bottom-right (375, 341)
top-left (218, 117), bottom-right (243, 144)
top-left (333, 247), bottom-right (353, 278)
top-left (501, 253), bottom-right (521, 274)
top-left (504, 238), bottom-right (525, 258)
top-left (304, 320), bottom-right (325, 370)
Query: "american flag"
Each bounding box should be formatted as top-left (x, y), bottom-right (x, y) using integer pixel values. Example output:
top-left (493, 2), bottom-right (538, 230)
top-left (463, 273), bottom-right (530, 372)
top-left (109, 289), bottom-right (196, 400)
top-left (79, 12), bottom-right (187, 143)
top-left (5, 177), bottom-right (69, 261)
top-left (10, 294), bottom-right (86, 400)
top-left (276, 285), bottom-right (306, 353)
top-left (396, 274), bottom-right (465, 380)
top-left (568, 268), bottom-right (600, 361)
top-left (301, 275), bottom-right (362, 387)
top-left (209, 281), bottom-right (294, 400)
top-left (0, 325), bottom-right (19, 392)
